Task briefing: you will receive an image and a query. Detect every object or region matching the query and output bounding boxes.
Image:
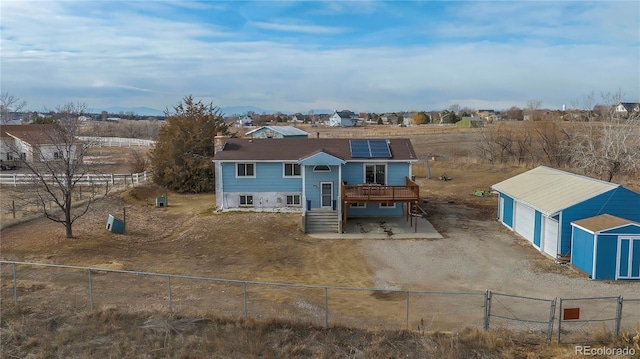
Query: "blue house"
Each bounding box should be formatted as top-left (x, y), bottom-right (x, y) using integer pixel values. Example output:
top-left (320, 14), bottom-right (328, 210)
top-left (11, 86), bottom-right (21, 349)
top-left (491, 166), bottom-right (640, 266)
top-left (571, 214), bottom-right (640, 280)
top-left (212, 136), bottom-right (420, 233)
top-left (244, 126), bottom-right (309, 139)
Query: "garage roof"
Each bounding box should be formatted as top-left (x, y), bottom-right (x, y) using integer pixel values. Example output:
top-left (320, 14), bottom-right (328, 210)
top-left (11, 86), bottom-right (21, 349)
top-left (491, 166), bottom-right (618, 215)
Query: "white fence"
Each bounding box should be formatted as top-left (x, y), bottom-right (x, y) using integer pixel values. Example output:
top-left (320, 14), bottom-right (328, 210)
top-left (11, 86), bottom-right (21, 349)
top-left (0, 171), bottom-right (148, 186)
top-left (77, 136), bottom-right (156, 147)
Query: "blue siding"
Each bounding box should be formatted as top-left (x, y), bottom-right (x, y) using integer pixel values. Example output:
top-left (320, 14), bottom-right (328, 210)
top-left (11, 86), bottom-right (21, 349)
top-left (600, 224), bottom-right (640, 235)
top-left (346, 202), bottom-right (404, 217)
top-left (342, 162), bottom-right (410, 185)
top-left (595, 234), bottom-right (618, 280)
top-left (343, 163), bottom-right (364, 184)
top-left (222, 162), bottom-right (302, 192)
top-left (571, 227), bottom-right (594, 277)
top-left (534, 211), bottom-right (542, 247)
top-left (500, 193), bottom-right (514, 228)
top-left (304, 165), bottom-right (340, 209)
top-left (561, 187), bottom-right (640, 256)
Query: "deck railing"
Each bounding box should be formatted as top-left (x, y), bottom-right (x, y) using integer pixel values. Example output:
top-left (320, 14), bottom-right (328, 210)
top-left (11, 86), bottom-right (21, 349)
top-left (341, 177), bottom-right (419, 202)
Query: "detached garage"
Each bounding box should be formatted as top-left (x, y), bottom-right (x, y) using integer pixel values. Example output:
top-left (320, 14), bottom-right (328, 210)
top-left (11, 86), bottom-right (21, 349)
top-left (571, 215), bottom-right (640, 280)
top-left (492, 166), bottom-right (640, 263)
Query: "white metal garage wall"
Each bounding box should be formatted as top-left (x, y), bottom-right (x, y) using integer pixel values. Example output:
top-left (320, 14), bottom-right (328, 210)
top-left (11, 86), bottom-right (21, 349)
top-left (543, 217), bottom-right (559, 257)
top-left (514, 201), bottom-right (535, 243)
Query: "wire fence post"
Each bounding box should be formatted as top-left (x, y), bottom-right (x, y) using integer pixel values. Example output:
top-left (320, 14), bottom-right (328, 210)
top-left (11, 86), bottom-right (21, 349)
top-left (546, 298), bottom-right (557, 344)
top-left (615, 296), bottom-right (623, 337)
top-left (483, 289), bottom-right (491, 330)
top-left (243, 282), bottom-right (248, 320)
top-left (88, 269), bottom-right (93, 310)
top-left (167, 275), bottom-right (173, 313)
top-left (557, 298), bottom-right (563, 343)
top-left (324, 287), bottom-right (329, 329)
top-left (405, 291), bottom-right (410, 330)
top-left (12, 263), bottom-right (17, 304)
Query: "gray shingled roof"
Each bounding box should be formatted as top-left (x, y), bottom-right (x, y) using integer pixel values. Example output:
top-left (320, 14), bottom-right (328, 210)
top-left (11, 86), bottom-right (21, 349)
top-left (213, 138), bottom-right (417, 161)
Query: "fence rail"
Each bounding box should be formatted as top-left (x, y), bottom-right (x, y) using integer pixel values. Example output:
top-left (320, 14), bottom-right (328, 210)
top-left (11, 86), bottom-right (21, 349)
top-left (0, 171), bottom-right (148, 186)
top-left (1, 260), bottom-right (638, 343)
top-left (78, 136), bottom-right (156, 147)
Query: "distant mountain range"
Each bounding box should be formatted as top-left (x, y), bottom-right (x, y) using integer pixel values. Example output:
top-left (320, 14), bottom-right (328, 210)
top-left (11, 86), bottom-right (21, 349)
top-left (90, 105), bottom-right (334, 117)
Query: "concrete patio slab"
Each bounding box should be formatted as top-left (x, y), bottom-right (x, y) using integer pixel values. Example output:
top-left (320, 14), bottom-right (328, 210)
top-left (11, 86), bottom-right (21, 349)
top-left (308, 216), bottom-right (443, 239)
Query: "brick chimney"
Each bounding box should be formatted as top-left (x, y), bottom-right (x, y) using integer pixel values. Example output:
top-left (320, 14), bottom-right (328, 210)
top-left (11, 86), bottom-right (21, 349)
top-left (214, 132), bottom-right (227, 154)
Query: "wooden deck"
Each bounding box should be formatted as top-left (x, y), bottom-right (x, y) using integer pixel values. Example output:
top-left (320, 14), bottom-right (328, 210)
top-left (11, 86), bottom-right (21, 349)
top-left (341, 177), bottom-right (419, 203)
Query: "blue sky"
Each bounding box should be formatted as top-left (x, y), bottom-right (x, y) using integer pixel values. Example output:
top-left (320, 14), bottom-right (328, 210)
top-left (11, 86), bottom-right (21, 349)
top-left (1, 0), bottom-right (639, 114)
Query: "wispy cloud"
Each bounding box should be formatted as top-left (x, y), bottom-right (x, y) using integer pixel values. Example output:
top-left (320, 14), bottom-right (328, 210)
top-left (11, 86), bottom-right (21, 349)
top-left (1, 1), bottom-right (638, 113)
top-left (250, 20), bottom-right (349, 34)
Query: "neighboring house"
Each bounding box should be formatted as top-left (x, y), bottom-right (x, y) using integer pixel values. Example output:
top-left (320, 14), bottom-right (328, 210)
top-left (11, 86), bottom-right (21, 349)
top-left (381, 114), bottom-right (398, 124)
top-left (455, 117), bottom-right (484, 128)
top-left (328, 110), bottom-right (359, 127)
top-left (238, 115), bottom-right (253, 127)
top-left (244, 126), bottom-right (309, 139)
top-left (614, 102), bottom-right (640, 117)
top-left (1, 124), bottom-right (77, 162)
top-left (571, 215), bottom-right (640, 280)
top-left (492, 166), bottom-right (640, 279)
top-left (213, 135), bottom-right (420, 233)
top-left (290, 114), bottom-right (305, 123)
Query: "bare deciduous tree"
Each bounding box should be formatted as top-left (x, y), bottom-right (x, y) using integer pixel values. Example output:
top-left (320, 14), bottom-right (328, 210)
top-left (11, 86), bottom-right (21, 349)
top-left (1, 92), bottom-right (28, 123)
top-left (7, 102), bottom-right (108, 238)
top-left (526, 100), bottom-right (542, 121)
top-left (566, 91), bottom-right (640, 182)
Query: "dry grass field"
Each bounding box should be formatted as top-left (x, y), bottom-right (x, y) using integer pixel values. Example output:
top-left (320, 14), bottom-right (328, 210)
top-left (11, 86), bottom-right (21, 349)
top-left (2, 123), bottom-right (640, 358)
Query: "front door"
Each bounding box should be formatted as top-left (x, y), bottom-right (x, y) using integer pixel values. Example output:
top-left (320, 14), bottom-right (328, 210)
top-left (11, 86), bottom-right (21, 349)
top-left (320, 182), bottom-right (333, 208)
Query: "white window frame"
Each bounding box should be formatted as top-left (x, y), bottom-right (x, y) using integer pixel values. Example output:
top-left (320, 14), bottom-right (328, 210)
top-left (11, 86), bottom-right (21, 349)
top-left (286, 194), bottom-right (301, 206)
top-left (54, 150), bottom-right (64, 159)
top-left (236, 163), bottom-right (256, 178)
top-left (313, 165), bottom-right (331, 172)
top-left (364, 163), bottom-right (387, 185)
top-left (239, 195), bottom-right (254, 206)
top-left (283, 163), bottom-right (301, 177)
top-left (379, 202), bottom-right (396, 208)
top-left (350, 202), bottom-right (366, 208)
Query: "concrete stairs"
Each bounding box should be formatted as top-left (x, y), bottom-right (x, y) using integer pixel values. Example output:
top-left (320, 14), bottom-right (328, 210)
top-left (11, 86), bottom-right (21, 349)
top-left (305, 210), bottom-right (340, 233)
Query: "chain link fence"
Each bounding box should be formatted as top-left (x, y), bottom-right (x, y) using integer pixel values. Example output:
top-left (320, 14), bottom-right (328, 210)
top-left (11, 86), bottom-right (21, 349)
top-left (2, 261), bottom-right (638, 343)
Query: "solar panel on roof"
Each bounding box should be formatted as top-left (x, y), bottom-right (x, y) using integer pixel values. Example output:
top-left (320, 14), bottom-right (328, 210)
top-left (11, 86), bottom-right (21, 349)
top-left (349, 140), bottom-right (392, 158)
top-left (368, 140), bottom-right (392, 158)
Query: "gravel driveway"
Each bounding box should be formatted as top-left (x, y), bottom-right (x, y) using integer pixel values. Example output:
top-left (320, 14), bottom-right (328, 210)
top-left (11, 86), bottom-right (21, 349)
top-left (361, 202), bottom-right (640, 299)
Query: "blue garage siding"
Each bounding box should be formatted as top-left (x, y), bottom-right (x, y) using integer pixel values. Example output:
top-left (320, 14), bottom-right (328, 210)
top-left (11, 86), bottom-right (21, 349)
top-left (594, 234), bottom-right (619, 280)
top-left (222, 162), bottom-right (302, 192)
top-left (500, 193), bottom-right (514, 228)
top-left (571, 227), bottom-right (595, 277)
top-left (600, 226), bottom-right (640, 235)
top-left (560, 187), bottom-right (640, 257)
top-left (534, 211), bottom-right (542, 247)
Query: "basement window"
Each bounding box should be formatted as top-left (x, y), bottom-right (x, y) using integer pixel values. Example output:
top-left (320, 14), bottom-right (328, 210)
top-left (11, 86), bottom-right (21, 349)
top-left (239, 195), bottom-right (254, 206)
top-left (350, 202), bottom-right (366, 208)
top-left (379, 202), bottom-right (396, 208)
top-left (286, 195), bottom-right (301, 206)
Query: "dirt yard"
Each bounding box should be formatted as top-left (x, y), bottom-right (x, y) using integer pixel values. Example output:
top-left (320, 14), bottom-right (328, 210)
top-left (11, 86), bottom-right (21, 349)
top-left (1, 126), bottom-right (639, 333)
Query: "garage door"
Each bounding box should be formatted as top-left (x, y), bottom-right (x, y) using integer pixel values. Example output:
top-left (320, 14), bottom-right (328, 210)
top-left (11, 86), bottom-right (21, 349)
top-left (514, 201), bottom-right (535, 243)
top-left (542, 217), bottom-right (559, 257)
